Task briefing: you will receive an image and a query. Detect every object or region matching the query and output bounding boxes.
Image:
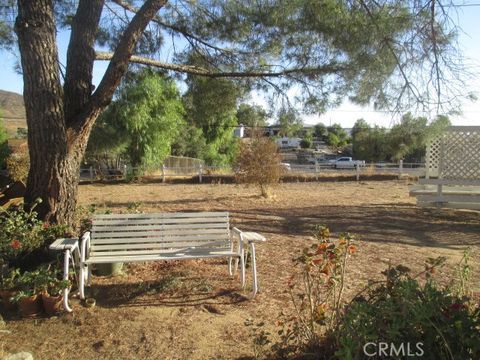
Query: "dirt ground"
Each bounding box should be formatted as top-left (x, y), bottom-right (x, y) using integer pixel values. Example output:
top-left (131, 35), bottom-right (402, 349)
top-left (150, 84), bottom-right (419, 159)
top-left (1, 180), bottom-right (479, 359)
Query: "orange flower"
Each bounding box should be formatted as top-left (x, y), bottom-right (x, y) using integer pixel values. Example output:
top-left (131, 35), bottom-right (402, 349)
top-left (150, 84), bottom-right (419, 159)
top-left (316, 243), bottom-right (328, 254)
top-left (11, 239), bottom-right (22, 250)
top-left (348, 245), bottom-right (357, 254)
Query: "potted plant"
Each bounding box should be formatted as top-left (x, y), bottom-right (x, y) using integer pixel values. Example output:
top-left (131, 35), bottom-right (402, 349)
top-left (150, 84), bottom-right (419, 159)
top-left (0, 265), bottom-right (20, 311)
top-left (41, 278), bottom-right (70, 315)
top-left (11, 270), bottom-right (42, 317)
top-left (36, 267), bottom-right (70, 316)
top-left (36, 266), bottom-right (71, 315)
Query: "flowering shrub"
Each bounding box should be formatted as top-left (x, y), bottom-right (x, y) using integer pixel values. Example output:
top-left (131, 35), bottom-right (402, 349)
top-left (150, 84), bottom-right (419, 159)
top-left (335, 263), bottom-right (480, 360)
top-left (0, 202), bottom-right (73, 266)
top-left (263, 229), bottom-right (479, 360)
top-left (0, 203), bottom-right (44, 264)
top-left (270, 225), bottom-right (357, 357)
top-left (40, 222), bottom-right (73, 247)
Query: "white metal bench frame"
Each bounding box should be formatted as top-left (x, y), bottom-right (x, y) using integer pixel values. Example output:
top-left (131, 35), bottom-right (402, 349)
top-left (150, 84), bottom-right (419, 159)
top-left (76, 212), bottom-right (262, 305)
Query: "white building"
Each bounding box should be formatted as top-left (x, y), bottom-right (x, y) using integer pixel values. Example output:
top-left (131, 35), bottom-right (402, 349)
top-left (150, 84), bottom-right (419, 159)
top-left (275, 137), bottom-right (302, 148)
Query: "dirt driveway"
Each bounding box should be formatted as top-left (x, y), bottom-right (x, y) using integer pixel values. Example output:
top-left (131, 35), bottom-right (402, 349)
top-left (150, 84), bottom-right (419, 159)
top-left (2, 181), bottom-right (479, 359)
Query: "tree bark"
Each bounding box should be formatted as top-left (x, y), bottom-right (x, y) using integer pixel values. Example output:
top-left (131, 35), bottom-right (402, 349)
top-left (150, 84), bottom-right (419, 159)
top-left (15, 0), bottom-right (71, 223)
top-left (15, 0), bottom-right (167, 224)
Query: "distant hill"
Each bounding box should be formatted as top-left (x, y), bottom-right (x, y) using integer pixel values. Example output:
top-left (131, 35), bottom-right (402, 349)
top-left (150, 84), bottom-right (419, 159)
top-left (0, 90), bottom-right (27, 138)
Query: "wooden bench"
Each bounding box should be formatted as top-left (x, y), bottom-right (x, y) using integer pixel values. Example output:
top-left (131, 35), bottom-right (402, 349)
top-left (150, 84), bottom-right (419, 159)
top-left (76, 211), bottom-right (264, 303)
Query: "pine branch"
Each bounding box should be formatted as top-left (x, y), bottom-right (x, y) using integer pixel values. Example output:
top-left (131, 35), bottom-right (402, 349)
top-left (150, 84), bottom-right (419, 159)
top-left (95, 51), bottom-right (348, 78)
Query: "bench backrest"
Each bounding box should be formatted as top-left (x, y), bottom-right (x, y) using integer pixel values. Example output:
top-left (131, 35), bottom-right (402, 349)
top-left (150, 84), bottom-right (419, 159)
top-left (89, 212), bottom-right (230, 257)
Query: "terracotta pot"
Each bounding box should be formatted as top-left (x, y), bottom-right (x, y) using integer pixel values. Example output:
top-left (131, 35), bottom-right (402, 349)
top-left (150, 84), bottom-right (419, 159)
top-left (41, 293), bottom-right (63, 316)
top-left (0, 290), bottom-right (17, 311)
top-left (17, 294), bottom-right (42, 317)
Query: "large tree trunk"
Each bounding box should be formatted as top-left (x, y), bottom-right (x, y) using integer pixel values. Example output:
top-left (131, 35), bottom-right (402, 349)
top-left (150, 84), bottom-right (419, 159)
top-left (15, 0), bottom-right (72, 223)
top-left (15, 0), bottom-right (166, 224)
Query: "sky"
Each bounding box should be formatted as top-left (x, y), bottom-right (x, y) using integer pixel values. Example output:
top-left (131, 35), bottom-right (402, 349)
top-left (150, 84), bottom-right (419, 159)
top-left (1, 2), bottom-right (480, 128)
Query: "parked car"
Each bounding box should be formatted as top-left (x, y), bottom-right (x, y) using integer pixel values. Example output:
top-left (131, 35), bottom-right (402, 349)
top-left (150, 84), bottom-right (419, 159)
top-left (329, 157), bottom-right (366, 169)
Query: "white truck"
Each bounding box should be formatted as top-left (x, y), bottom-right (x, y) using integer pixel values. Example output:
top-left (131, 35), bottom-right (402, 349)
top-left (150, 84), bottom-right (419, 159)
top-left (329, 157), bottom-right (366, 169)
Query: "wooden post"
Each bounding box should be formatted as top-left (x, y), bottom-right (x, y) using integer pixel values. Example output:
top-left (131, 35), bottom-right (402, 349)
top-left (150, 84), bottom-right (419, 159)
top-left (199, 164), bottom-right (203, 183)
top-left (315, 162), bottom-right (319, 181)
top-left (399, 159), bottom-right (403, 174)
top-left (89, 166), bottom-right (93, 181)
top-left (355, 163), bottom-right (360, 181)
top-left (123, 164), bottom-right (127, 179)
top-left (161, 164), bottom-right (166, 183)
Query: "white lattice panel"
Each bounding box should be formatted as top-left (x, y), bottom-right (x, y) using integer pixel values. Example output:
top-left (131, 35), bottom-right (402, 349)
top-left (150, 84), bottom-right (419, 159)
top-left (426, 127), bottom-right (480, 180)
top-left (426, 137), bottom-right (441, 177)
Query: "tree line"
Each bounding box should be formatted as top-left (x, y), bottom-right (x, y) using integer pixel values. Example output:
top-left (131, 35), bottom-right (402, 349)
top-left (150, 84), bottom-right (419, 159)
top-left (81, 68), bottom-right (451, 170)
top-left (299, 114), bottom-right (450, 163)
top-left (0, 0), bottom-right (468, 223)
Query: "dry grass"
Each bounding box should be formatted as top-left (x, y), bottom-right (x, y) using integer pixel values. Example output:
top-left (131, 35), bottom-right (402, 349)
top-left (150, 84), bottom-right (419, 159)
top-left (1, 181), bottom-right (479, 359)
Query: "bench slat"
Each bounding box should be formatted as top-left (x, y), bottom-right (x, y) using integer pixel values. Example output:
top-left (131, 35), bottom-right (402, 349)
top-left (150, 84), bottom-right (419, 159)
top-left (91, 233), bottom-right (229, 245)
top-left (93, 212), bottom-right (228, 220)
top-left (92, 237), bottom-right (228, 245)
top-left (92, 228), bottom-right (228, 239)
top-left (92, 217), bottom-right (228, 226)
top-left (90, 247), bottom-right (232, 258)
top-left (86, 250), bottom-right (238, 264)
top-left (419, 179), bottom-right (480, 186)
top-left (91, 223), bottom-right (228, 232)
top-left (91, 239), bottom-right (229, 250)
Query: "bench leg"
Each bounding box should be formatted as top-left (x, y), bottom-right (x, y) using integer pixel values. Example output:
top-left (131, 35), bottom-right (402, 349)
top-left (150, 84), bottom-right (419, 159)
top-left (63, 249), bottom-right (73, 312)
top-left (240, 250), bottom-right (246, 288)
top-left (79, 263), bottom-right (86, 300)
top-left (250, 243), bottom-right (258, 297)
top-left (228, 257), bottom-right (233, 276)
top-left (86, 264), bottom-right (92, 286)
top-left (234, 257), bottom-right (239, 273)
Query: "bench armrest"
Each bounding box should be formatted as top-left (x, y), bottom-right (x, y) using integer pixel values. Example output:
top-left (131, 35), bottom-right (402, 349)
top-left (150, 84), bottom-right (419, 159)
top-left (80, 231), bottom-right (91, 263)
top-left (49, 237), bottom-right (79, 252)
top-left (231, 227), bottom-right (244, 253)
top-left (232, 228), bottom-right (266, 297)
top-left (232, 228), bottom-right (266, 244)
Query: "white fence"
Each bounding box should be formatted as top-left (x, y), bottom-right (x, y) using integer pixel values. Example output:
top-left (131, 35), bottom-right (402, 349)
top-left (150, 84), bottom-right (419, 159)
top-left (79, 161), bottom-right (425, 183)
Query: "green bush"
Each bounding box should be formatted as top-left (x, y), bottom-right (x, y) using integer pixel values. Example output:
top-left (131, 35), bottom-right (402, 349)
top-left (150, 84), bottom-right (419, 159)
top-left (266, 229), bottom-right (480, 360)
top-left (300, 138), bottom-right (312, 149)
top-left (335, 265), bottom-right (480, 360)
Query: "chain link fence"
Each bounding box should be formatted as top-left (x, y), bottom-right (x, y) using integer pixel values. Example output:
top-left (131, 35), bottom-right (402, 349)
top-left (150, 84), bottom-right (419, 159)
top-left (79, 157), bottom-right (425, 183)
